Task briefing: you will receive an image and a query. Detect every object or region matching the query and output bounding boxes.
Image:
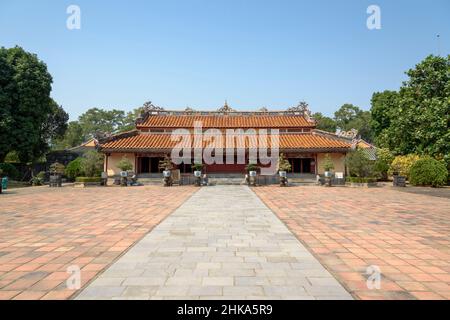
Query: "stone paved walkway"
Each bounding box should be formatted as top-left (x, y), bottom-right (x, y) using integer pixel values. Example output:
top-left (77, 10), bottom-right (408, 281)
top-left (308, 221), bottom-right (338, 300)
top-left (76, 186), bottom-right (352, 300)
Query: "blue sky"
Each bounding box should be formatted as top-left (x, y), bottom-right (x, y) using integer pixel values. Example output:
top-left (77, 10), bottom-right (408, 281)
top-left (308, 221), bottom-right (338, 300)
top-left (1, 0), bottom-right (449, 120)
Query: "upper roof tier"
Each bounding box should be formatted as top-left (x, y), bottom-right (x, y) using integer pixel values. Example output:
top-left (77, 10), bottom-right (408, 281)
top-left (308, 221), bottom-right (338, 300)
top-left (135, 101), bottom-right (317, 129)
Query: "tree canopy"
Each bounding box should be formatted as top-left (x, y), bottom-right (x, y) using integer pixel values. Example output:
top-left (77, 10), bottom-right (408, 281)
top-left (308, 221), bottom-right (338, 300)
top-left (0, 46), bottom-right (68, 163)
top-left (312, 112), bottom-right (337, 133)
top-left (370, 55), bottom-right (450, 166)
top-left (54, 107), bottom-right (143, 149)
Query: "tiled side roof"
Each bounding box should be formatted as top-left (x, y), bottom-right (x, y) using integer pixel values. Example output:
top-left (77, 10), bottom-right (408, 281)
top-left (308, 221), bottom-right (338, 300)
top-left (100, 133), bottom-right (351, 151)
top-left (137, 115), bottom-right (315, 128)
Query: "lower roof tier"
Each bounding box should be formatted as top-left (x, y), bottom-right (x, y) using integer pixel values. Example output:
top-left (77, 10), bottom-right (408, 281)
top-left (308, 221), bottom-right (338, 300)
top-left (99, 131), bottom-right (352, 152)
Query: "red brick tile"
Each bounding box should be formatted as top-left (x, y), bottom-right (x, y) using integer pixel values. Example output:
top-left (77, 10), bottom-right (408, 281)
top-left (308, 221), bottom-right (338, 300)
top-left (254, 186), bottom-right (450, 301)
top-left (410, 291), bottom-right (445, 300)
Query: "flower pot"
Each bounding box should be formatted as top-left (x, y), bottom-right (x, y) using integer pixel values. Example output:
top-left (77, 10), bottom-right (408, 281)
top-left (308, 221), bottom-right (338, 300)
top-left (120, 171), bottom-right (128, 177)
top-left (194, 171), bottom-right (202, 177)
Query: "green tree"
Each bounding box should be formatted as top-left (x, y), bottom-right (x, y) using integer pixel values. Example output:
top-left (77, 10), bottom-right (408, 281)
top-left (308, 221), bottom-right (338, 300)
top-left (117, 156), bottom-right (133, 171)
top-left (312, 112), bottom-right (337, 133)
top-left (0, 48), bottom-right (15, 162)
top-left (81, 151), bottom-right (104, 177)
top-left (334, 104), bottom-right (373, 142)
top-left (376, 55), bottom-right (450, 165)
top-left (373, 148), bottom-right (394, 180)
top-left (65, 157), bottom-right (84, 179)
top-left (370, 90), bottom-right (398, 145)
top-left (78, 108), bottom-right (127, 138)
top-left (334, 104), bottom-right (362, 130)
top-left (0, 46), bottom-right (68, 163)
top-left (53, 121), bottom-right (84, 149)
top-left (345, 149), bottom-right (375, 178)
top-left (121, 107), bottom-right (144, 132)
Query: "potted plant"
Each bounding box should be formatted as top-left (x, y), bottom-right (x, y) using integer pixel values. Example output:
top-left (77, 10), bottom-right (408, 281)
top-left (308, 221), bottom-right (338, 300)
top-left (192, 163), bottom-right (203, 186)
top-left (246, 163), bottom-right (258, 176)
top-left (323, 154), bottom-right (334, 178)
top-left (345, 150), bottom-right (378, 187)
top-left (245, 163), bottom-right (258, 186)
top-left (49, 162), bottom-right (65, 187)
top-left (117, 156), bottom-right (134, 186)
top-left (277, 153), bottom-right (291, 187)
top-left (159, 156), bottom-right (174, 187)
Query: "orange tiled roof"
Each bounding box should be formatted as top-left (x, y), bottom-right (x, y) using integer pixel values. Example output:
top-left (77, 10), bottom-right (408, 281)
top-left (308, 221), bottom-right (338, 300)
top-left (137, 115), bottom-right (315, 128)
top-left (356, 140), bottom-right (375, 149)
top-left (100, 132), bottom-right (351, 151)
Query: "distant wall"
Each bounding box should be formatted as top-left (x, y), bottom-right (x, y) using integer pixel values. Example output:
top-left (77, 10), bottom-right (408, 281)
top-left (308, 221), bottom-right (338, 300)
top-left (106, 153), bottom-right (135, 176)
top-left (317, 152), bottom-right (346, 174)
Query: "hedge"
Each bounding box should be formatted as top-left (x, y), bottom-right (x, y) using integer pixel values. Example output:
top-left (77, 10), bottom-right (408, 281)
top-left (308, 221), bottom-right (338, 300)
top-left (346, 177), bottom-right (377, 183)
top-left (75, 177), bottom-right (102, 183)
top-left (409, 157), bottom-right (448, 187)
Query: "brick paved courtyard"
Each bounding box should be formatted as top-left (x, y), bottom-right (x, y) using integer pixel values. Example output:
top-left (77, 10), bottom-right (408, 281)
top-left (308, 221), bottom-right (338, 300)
top-left (254, 186), bottom-right (450, 300)
top-left (0, 186), bottom-right (194, 300)
top-left (1, 184), bottom-right (449, 300)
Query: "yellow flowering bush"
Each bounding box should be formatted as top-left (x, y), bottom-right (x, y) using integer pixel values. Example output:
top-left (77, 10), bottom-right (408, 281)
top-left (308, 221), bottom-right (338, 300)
top-left (389, 154), bottom-right (421, 178)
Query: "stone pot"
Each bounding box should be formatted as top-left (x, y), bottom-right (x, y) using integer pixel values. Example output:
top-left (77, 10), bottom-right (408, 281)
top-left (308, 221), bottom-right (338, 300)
top-left (194, 171), bottom-right (202, 177)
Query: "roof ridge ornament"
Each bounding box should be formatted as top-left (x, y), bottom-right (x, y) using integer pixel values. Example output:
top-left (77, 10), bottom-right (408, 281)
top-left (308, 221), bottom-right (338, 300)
top-left (217, 100), bottom-right (236, 113)
top-left (336, 128), bottom-right (359, 140)
top-left (136, 101), bottom-right (165, 124)
top-left (142, 101), bottom-right (165, 113)
top-left (184, 106), bottom-right (195, 114)
top-left (258, 107), bottom-right (269, 113)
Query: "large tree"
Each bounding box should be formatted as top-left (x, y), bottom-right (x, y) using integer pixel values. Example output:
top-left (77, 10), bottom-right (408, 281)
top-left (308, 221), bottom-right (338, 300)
top-left (370, 90), bottom-right (398, 145)
top-left (78, 108), bottom-right (127, 137)
top-left (312, 112), bottom-right (337, 133)
top-left (0, 48), bottom-right (14, 162)
top-left (372, 55), bottom-right (450, 163)
top-left (0, 46), bottom-right (68, 163)
top-left (53, 121), bottom-right (84, 149)
top-left (334, 104), bottom-right (373, 141)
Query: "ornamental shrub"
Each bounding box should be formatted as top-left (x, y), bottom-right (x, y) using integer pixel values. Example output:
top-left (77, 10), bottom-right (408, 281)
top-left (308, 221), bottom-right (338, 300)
top-left (31, 171), bottom-right (46, 186)
top-left (277, 153), bottom-right (291, 172)
top-left (345, 149), bottom-right (375, 178)
top-left (374, 148), bottom-right (394, 181)
top-left (192, 163), bottom-right (204, 172)
top-left (389, 154), bottom-right (420, 178)
top-left (0, 163), bottom-right (20, 180)
top-left (81, 151), bottom-right (104, 177)
top-left (65, 158), bottom-right (84, 179)
top-left (409, 157), bottom-right (448, 187)
top-left (49, 162), bottom-right (65, 175)
top-left (322, 153), bottom-right (335, 172)
top-left (117, 156), bottom-right (133, 172)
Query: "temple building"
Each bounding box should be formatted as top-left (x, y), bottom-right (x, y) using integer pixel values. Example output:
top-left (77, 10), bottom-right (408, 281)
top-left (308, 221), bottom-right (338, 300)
top-left (97, 102), bottom-right (366, 178)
